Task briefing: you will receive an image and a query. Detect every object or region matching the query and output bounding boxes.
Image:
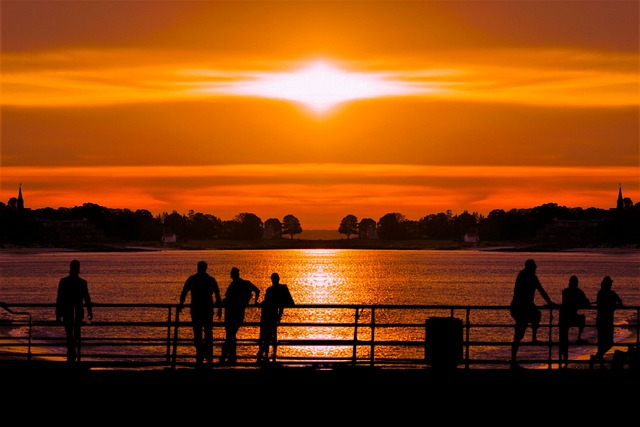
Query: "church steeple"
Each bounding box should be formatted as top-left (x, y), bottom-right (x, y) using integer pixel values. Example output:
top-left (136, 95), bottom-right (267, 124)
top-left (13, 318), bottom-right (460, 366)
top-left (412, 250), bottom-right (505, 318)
top-left (616, 183), bottom-right (623, 210)
top-left (17, 183), bottom-right (24, 210)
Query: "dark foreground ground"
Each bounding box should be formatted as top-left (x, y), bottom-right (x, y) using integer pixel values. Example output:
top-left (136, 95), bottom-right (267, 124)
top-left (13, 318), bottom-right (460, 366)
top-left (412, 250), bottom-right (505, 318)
top-left (2, 361), bottom-right (638, 422)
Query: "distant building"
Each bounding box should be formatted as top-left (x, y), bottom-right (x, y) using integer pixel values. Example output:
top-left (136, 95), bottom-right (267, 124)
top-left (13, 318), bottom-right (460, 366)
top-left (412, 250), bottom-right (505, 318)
top-left (540, 218), bottom-right (604, 241)
top-left (463, 231), bottom-right (479, 243)
top-left (262, 224), bottom-right (282, 239)
top-left (17, 183), bottom-right (24, 210)
top-left (162, 232), bottom-right (177, 243)
top-left (364, 225), bottom-right (379, 239)
top-left (37, 217), bottom-right (99, 240)
top-left (617, 183), bottom-right (624, 211)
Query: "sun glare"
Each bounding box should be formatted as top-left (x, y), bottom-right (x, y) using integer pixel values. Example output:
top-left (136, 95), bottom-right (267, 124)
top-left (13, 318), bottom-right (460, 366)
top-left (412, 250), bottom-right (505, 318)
top-left (221, 60), bottom-right (421, 114)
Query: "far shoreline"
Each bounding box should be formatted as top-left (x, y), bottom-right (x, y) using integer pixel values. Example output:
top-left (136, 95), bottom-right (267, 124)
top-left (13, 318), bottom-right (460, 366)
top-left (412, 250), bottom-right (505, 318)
top-left (1, 241), bottom-right (638, 255)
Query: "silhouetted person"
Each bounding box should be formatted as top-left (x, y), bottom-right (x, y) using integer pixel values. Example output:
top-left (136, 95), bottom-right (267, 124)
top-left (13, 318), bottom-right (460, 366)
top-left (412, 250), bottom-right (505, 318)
top-left (592, 276), bottom-right (623, 367)
top-left (509, 259), bottom-right (554, 368)
top-left (55, 259), bottom-right (93, 363)
top-left (178, 260), bottom-right (222, 368)
top-left (220, 267), bottom-right (260, 365)
top-left (558, 275), bottom-right (591, 368)
top-left (257, 272), bottom-right (295, 364)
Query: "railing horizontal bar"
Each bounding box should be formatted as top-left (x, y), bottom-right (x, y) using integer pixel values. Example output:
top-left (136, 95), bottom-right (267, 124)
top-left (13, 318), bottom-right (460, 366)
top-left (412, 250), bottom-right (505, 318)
top-left (2, 303), bottom-right (637, 370)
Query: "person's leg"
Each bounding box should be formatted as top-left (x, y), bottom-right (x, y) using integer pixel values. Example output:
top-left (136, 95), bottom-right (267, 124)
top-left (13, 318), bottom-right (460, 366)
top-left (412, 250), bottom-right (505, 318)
top-left (270, 325), bottom-right (278, 363)
top-left (511, 321), bottom-right (526, 364)
top-left (510, 309), bottom-right (525, 365)
top-left (192, 318), bottom-right (204, 365)
top-left (576, 314), bottom-right (587, 342)
top-left (595, 324), bottom-right (612, 368)
top-left (203, 318), bottom-right (213, 363)
top-left (530, 310), bottom-right (542, 342)
top-left (64, 322), bottom-right (75, 362)
top-left (559, 324), bottom-right (569, 366)
top-left (220, 323), bottom-right (231, 364)
top-left (601, 325), bottom-right (614, 364)
top-left (228, 323), bottom-right (239, 363)
top-left (257, 325), bottom-right (267, 363)
top-left (74, 322), bottom-right (82, 362)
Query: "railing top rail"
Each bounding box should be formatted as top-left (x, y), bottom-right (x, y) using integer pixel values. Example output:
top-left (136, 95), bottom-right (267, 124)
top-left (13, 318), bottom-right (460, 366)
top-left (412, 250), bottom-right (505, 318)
top-left (2, 302), bottom-right (639, 311)
top-left (0, 302), bottom-right (32, 317)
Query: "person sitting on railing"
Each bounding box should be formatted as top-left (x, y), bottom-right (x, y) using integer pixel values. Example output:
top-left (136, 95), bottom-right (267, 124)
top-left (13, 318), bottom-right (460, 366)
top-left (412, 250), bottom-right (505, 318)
top-left (559, 275), bottom-right (591, 368)
top-left (509, 259), bottom-right (555, 369)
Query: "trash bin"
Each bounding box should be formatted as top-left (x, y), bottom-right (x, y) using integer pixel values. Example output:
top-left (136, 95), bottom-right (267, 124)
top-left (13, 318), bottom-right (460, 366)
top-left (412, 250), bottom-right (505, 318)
top-left (425, 316), bottom-right (463, 369)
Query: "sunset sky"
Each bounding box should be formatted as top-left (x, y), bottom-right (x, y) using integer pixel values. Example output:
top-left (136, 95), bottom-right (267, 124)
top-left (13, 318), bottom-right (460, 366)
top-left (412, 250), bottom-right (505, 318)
top-left (2, 1), bottom-right (638, 230)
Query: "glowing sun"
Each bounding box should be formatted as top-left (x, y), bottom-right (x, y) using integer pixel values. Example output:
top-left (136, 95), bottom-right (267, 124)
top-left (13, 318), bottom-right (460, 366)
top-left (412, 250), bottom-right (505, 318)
top-left (222, 60), bottom-right (421, 114)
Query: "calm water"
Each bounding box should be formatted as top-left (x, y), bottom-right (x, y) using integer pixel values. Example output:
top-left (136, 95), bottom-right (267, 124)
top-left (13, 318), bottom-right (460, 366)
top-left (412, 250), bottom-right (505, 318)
top-left (1, 248), bottom-right (638, 364)
top-left (1, 248), bottom-right (638, 306)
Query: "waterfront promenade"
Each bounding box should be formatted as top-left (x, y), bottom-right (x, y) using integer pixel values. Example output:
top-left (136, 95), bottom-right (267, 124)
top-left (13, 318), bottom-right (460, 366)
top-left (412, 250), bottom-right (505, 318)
top-left (2, 359), bottom-right (638, 421)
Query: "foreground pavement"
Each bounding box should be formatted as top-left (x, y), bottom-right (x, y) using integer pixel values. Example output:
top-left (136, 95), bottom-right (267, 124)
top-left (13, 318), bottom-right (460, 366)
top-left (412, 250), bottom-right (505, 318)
top-left (2, 360), bottom-right (638, 422)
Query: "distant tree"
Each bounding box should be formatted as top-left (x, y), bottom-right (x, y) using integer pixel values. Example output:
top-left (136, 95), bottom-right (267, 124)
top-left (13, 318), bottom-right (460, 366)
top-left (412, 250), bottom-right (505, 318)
top-left (162, 210), bottom-right (188, 237)
top-left (264, 218), bottom-right (283, 239)
top-left (623, 197), bottom-right (634, 209)
top-left (134, 209), bottom-right (163, 241)
top-left (188, 212), bottom-right (222, 240)
top-left (402, 219), bottom-right (420, 239)
top-left (0, 205), bottom-right (38, 244)
top-left (377, 212), bottom-right (408, 240)
top-left (453, 211), bottom-right (478, 239)
top-left (358, 217), bottom-right (377, 239)
top-left (419, 212), bottom-right (452, 239)
top-left (220, 219), bottom-right (239, 239)
top-left (114, 208), bottom-right (139, 240)
top-left (338, 214), bottom-right (358, 239)
top-left (282, 214), bottom-right (302, 239)
top-left (234, 212), bottom-right (264, 240)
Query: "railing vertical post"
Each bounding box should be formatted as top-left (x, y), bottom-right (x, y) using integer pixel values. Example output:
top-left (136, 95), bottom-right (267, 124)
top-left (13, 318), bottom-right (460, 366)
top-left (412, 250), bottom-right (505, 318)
top-left (27, 315), bottom-right (32, 361)
top-left (546, 306), bottom-right (554, 369)
top-left (370, 307), bottom-right (375, 367)
top-left (171, 307), bottom-right (180, 370)
top-left (464, 308), bottom-right (470, 369)
top-left (352, 306), bottom-right (360, 366)
top-left (165, 306), bottom-right (173, 365)
top-left (636, 308), bottom-right (639, 345)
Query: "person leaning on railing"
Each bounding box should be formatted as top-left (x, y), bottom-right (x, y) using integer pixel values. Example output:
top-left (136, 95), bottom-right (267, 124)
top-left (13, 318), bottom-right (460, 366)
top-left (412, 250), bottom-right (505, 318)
top-left (177, 260), bottom-right (222, 368)
top-left (559, 275), bottom-right (591, 368)
top-left (219, 267), bottom-right (260, 365)
top-left (55, 259), bottom-right (93, 363)
top-left (591, 276), bottom-right (623, 368)
top-left (509, 259), bottom-right (555, 369)
top-left (256, 272), bottom-right (295, 364)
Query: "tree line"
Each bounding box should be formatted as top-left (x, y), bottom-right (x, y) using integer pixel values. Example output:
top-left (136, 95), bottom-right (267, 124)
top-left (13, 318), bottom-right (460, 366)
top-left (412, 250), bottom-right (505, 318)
top-left (1, 198), bottom-right (639, 247)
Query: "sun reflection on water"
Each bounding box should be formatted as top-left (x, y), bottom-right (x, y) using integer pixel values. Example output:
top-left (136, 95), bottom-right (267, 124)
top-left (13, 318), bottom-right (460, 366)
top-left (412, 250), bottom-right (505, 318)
top-left (291, 249), bottom-right (380, 305)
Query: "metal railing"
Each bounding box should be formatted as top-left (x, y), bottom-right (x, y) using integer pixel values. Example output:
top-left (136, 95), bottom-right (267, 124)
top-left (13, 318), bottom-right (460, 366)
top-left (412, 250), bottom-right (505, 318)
top-left (1, 303), bottom-right (638, 370)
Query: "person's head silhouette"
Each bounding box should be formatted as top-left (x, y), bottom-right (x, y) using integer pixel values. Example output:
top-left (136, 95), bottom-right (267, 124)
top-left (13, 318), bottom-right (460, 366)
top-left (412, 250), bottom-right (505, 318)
top-left (197, 261), bottom-right (208, 274)
top-left (70, 259), bottom-right (80, 275)
top-left (525, 259), bottom-right (536, 271)
top-left (569, 275), bottom-right (579, 288)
